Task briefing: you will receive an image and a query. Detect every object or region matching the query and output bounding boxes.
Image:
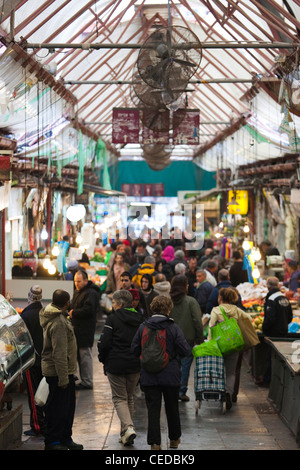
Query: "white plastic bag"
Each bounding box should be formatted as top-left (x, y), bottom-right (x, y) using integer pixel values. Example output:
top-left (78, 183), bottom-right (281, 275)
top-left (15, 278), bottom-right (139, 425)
top-left (34, 377), bottom-right (49, 406)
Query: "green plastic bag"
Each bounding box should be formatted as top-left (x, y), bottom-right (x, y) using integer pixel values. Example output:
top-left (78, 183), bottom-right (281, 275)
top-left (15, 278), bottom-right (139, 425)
top-left (210, 306), bottom-right (244, 356)
top-left (192, 340), bottom-right (223, 358)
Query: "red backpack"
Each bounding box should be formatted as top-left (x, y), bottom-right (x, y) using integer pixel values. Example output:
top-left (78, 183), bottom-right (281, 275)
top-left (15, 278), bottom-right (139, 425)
top-left (140, 325), bottom-right (169, 373)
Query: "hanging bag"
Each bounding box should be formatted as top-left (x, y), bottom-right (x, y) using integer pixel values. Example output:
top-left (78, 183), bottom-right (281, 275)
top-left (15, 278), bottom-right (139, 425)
top-left (210, 306), bottom-right (244, 356)
top-left (34, 377), bottom-right (49, 407)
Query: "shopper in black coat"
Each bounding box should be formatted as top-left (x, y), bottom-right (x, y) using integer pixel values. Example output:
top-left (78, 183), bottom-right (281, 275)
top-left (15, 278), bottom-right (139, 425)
top-left (97, 290), bottom-right (143, 447)
top-left (21, 285), bottom-right (46, 436)
top-left (257, 277), bottom-right (293, 387)
top-left (131, 295), bottom-right (190, 451)
top-left (70, 269), bottom-right (100, 389)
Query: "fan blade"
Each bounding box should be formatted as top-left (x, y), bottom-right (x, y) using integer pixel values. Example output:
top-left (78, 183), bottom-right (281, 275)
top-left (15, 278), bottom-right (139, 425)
top-left (145, 57), bottom-right (169, 79)
top-left (174, 58), bottom-right (196, 67)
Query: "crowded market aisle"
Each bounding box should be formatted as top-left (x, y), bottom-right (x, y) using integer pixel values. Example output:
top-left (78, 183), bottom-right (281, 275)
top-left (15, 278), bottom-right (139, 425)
top-left (9, 315), bottom-right (299, 452)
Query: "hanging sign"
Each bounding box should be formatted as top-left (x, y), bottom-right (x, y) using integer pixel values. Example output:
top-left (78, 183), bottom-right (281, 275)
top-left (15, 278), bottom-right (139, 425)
top-left (173, 109), bottom-right (199, 145)
top-left (0, 155), bottom-right (10, 180)
top-left (228, 190), bottom-right (248, 215)
top-left (112, 108), bottom-right (140, 144)
top-left (142, 125), bottom-right (169, 145)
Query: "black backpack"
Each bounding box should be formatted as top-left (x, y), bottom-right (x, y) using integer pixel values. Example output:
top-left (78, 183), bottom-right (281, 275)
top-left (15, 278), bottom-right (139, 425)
top-left (140, 325), bottom-right (169, 373)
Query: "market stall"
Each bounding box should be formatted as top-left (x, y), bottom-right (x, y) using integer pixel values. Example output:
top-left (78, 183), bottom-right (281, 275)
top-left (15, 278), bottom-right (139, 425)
top-left (266, 337), bottom-right (300, 444)
top-left (0, 294), bottom-right (35, 449)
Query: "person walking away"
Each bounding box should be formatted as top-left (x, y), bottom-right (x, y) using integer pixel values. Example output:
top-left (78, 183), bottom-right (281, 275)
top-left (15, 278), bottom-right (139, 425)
top-left (97, 290), bottom-right (143, 446)
top-left (257, 277), bottom-right (293, 387)
top-left (131, 295), bottom-right (190, 450)
top-left (169, 275), bottom-right (203, 401)
top-left (229, 251), bottom-right (248, 287)
top-left (208, 287), bottom-right (256, 409)
top-left (39, 289), bottom-right (82, 450)
top-left (139, 273), bottom-right (159, 318)
top-left (206, 269), bottom-right (243, 314)
top-left (21, 285), bottom-right (46, 436)
top-left (153, 273), bottom-right (171, 297)
top-left (70, 269), bottom-right (100, 390)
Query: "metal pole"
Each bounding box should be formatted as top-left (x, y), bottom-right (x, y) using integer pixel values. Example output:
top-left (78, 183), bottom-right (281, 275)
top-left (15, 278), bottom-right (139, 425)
top-left (22, 41), bottom-right (300, 50)
top-left (64, 77), bottom-right (279, 85)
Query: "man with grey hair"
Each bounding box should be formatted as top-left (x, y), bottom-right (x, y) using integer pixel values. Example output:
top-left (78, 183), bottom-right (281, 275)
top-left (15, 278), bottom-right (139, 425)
top-left (169, 249), bottom-right (188, 275)
top-left (257, 276), bottom-right (293, 387)
top-left (97, 289), bottom-right (143, 446)
top-left (194, 269), bottom-right (213, 314)
top-left (175, 263), bottom-right (186, 275)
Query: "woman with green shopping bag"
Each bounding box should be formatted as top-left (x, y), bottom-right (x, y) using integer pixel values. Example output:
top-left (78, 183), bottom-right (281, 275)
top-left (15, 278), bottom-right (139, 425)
top-left (208, 287), bottom-right (258, 410)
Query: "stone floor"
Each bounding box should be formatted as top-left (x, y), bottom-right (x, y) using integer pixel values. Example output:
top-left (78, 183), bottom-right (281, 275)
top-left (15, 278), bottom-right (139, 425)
top-left (4, 316), bottom-right (300, 455)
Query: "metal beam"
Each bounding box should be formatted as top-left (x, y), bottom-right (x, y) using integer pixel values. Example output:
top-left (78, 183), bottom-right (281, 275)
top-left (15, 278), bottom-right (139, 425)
top-left (64, 77), bottom-right (280, 85)
top-left (21, 41), bottom-right (299, 50)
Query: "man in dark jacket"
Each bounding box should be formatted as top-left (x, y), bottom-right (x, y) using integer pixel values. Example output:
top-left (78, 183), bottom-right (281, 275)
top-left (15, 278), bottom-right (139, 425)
top-left (258, 277), bottom-right (293, 387)
top-left (131, 295), bottom-right (190, 451)
top-left (21, 285), bottom-right (46, 436)
top-left (194, 269), bottom-right (213, 313)
top-left (206, 269), bottom-right (243, 314)
top-left (70, 269), bottom-right (100, 390)
top-left (97, 290), bottom-right (143, 447)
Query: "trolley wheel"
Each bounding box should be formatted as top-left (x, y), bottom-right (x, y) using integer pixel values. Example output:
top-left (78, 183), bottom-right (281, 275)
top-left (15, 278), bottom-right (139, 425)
top-left (195, 400), bottom-right (201, 415)
top-left (221, 400), bottom-right (226, 414)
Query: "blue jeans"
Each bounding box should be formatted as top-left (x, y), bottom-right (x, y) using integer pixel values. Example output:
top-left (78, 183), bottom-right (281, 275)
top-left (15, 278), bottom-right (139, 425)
top-left (180, 347), bottom-right (194, 396)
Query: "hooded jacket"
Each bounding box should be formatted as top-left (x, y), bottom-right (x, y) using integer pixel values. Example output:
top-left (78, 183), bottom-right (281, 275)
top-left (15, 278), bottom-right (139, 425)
top-left (71, 280), bottom-right (100, 348)
top-left (131, 314), bottom-right (190, 387)
top-left (154, 280), bottom-right (171, 297)
top-left (39, 303), bottom-right (77, 387)
top-left (170, 294), bottom-right (203, 346)
top-left (97, 307), bottom-right (144, 375)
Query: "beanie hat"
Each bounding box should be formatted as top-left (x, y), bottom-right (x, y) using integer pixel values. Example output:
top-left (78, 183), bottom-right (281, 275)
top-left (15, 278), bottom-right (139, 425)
top-left (128, 288), bottom-right (140, 300)
top-left (28, 285), bottom-right (42, 302)
top-left (67, 259), bottom-right (78, 271)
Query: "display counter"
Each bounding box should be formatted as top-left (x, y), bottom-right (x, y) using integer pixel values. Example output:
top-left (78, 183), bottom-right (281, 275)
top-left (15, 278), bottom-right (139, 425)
top-left (6, 279), bottom-right (74, 301)
top-left (266, 337), bottom-right (300, 444)
top-left (0, 295), bottom-right (35, 400)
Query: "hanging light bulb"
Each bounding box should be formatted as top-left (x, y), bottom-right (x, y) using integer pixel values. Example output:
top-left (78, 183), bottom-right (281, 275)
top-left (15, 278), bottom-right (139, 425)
top-left (252, 267), bottom-right (260, 279)
top-left (242, 240), bottom-right (251, 251)
top-left (43, 257), bottom-right (51, 270)
top-left (243, 224), bottom-right (250, 233)
top-left (51, 244), bottom-right (60, 257)
top-left (252, 249), bottom-right (261, 261)
top-left (76, 234), bottom-right (82, 244)
top-left (48, 263), bottom-right (56, 275)
top-left (41, 226), bottom-right (48, 240)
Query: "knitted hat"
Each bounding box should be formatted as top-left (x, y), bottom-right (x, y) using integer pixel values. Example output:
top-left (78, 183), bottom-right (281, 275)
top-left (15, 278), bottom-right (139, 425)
top-left (128, 288), bottom-right (140, 300)
top-left (28, 285), bottom-right (42, 302)
top-left (67, 259), bottom-right (78, 270)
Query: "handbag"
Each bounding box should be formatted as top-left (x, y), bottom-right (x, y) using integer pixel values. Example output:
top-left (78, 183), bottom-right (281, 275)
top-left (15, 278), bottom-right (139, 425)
top-left (237, 314), bottom-right (260, 350)
top-left (210, 306), bottom-right (244, 356)
top-left (34, 377), bottom-right (49, 407)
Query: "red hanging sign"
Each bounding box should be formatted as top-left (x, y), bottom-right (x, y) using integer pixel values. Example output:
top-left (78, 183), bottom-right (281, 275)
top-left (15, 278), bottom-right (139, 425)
top-left (112, 108), bottom-right (140, 144)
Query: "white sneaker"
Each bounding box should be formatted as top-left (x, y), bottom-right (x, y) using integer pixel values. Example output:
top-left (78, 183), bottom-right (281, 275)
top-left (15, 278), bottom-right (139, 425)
top-left (121, 426), bottom-right (136, 446)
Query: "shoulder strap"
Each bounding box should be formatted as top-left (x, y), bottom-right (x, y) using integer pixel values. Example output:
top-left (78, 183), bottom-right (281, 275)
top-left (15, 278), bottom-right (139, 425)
top-left (218, 305), bottom-right (228, 320)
